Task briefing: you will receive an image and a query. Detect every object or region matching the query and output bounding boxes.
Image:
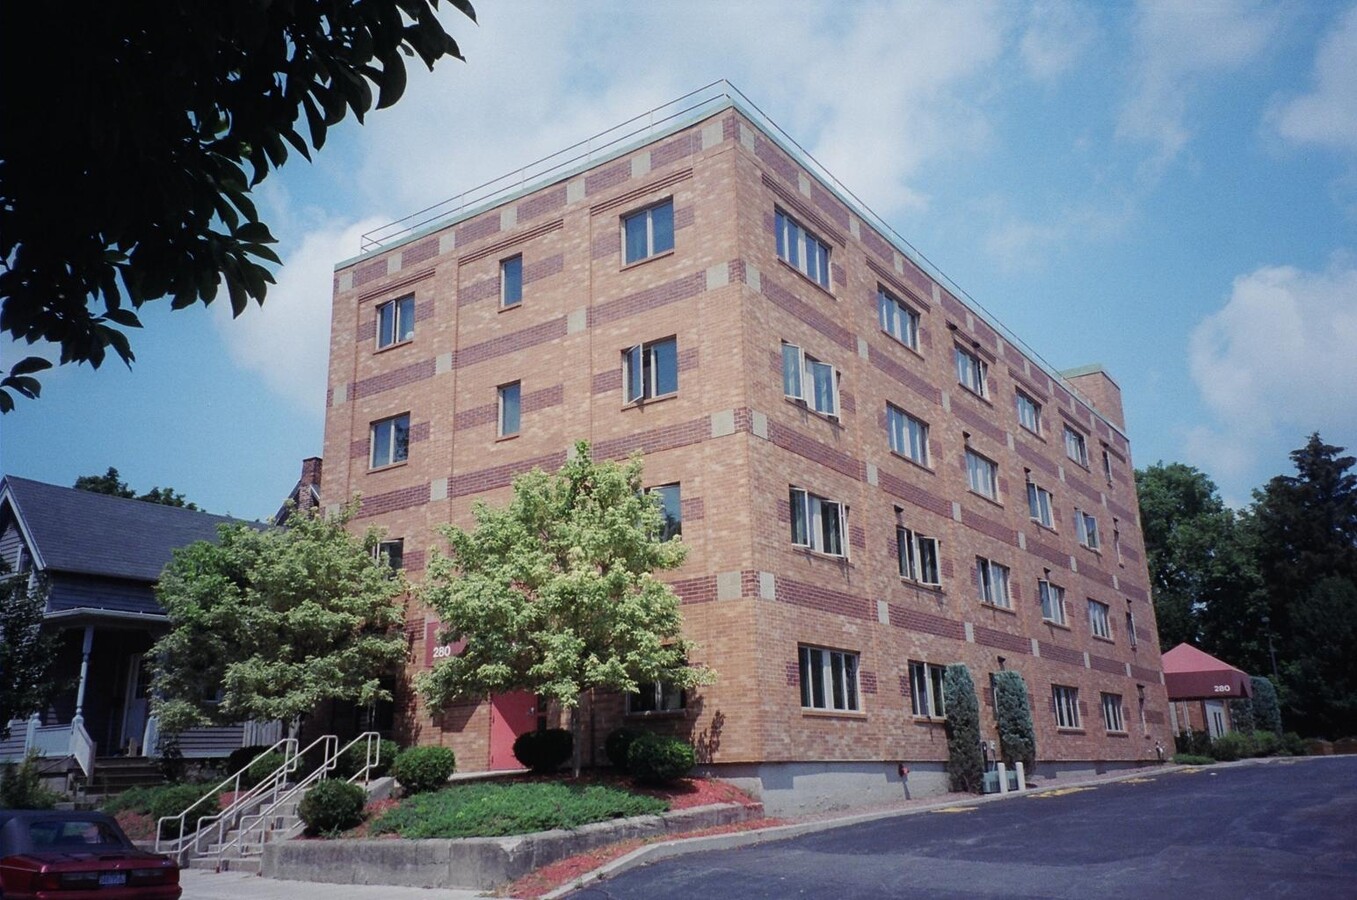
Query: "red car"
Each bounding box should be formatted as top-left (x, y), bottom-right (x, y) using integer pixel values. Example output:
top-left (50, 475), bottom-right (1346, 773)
top-left (0, 810), bottom-right (180, 899)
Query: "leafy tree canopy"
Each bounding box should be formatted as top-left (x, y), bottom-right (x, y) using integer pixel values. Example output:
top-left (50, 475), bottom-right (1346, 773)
top-left (0, 0), bottom-right (476, 412)
top-left (417, 443), bottom-right (714, 768)
top-left (149, 502), bottom-right (407, 732)
top-left (0, 566), bottom-right (59, 739)
top-left (73, 467), bottom-right (198, 510)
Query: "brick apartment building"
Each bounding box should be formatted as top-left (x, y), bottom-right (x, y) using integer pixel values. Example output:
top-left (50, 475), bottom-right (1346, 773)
top-left (319, 84), bottom-right (1172, 812)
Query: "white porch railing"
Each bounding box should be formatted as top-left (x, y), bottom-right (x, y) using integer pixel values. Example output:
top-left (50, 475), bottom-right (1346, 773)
top-left (0, 715), bottom-right (94, 779)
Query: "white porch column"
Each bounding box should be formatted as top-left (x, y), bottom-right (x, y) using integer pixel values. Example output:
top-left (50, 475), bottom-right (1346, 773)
top-left (72, 625), bottom-right (94, 726)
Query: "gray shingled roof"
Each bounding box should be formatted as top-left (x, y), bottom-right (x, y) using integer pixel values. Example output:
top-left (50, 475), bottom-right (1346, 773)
top-left (2, 475), bottom-right (250, 582)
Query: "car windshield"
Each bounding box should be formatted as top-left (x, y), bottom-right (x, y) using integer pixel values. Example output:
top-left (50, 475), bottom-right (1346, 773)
top-left (27, 819), bottom-right (124, 849)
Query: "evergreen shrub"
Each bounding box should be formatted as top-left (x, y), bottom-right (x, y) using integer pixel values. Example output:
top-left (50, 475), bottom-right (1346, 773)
top-left (246, 750), bottom-right (286, 785)
top-left (0, 755), bottom-right (59, 809)
top-left (1250, 676), bottom-right (1283, 735)
top-left (226, 745), bottom-right (271, 777)
top-left (298, 779), bottom-right (367, 835)
top-left (992, 670), bottom-right (1037, 774)
top-left (626, 733), bottom-right (694, 785)
top-left (149, 783), bottom-right (221, 840)
top-left (943, 664), bottom-right (983, 793)
top-left (605, 727), bottom-right (646, 770)
top-left (333, 738), bottom-right (400, 780)
top-left (391, 745), bottom-right (456, 795)
top-left (512, 728), bottom-right (573, 774)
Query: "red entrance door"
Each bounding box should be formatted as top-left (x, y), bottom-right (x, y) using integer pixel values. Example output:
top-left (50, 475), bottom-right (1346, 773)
top-left (488, 691), bottom-right (537, 770)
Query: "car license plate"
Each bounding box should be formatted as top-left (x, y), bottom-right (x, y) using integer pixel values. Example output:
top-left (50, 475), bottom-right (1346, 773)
top-left (99, 872), bottom-right (127, 886)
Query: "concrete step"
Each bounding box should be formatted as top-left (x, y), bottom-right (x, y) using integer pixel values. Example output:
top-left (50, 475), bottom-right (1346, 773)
top-left (187, 856), bottom-right (262, 874)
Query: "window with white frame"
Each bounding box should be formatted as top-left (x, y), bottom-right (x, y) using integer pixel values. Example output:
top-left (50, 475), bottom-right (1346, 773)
top-left (623, 336), bottom-right (678, 403)
top-left (799, 645), bottom-right (859, 711)
top-left (1053, 684), bottom-right (1081, 728)
top-left (1101, 692), bottom-right (1125, 732)
top-left (375, 538), bottom-right (404, 571)
top-left (628, 680), bottom-right (686, 714)
top-left (1113, 521), bottom-right (1124, 565)
top-left (1102, 448), bottom-right (1114, 483)
top-left (1027, 482), bottom-right (1054, 527)
top-left (500, 255), bottom-right (523, 308)
top-left (498, 381), bottom-right (521, 437)
top-left (622, 200), bottom-right (674, 265)
top-left (790, 488), bottom-right (846, 557)
top-left (1064, 426), bottom-right (1089, 466)
top-left (1088, 599), bottom-right (1111, 639)
top-left (775, 209), bottom-right (831, 289)
top-left (976, 556), bottom-right (1012, 609)
top-left (376, 295), bottom-right (415, 348)
top-left (955, 346), bottom-right (988, 397)
top-left (1016, 390), bottom-right (1042, 434)
top-left (1040, 579), bottom-right (1066, 625)
top-left (646, 483), bottom-right (682, 542)
top-left (1076, 509), bottom-right (1100, 550)
top-left (1127, 607), bottom-right (1138, 649)
top-left (878, 287), bottom-right (919, 349)
top-left (887, 404), bottom-right (929, 464)
top-left (782, 342), bottom-right (839, 418)
top-left (370, 414), bottom-right (410, 468)
top-left (908, 660), bottom-right (947, 718)
top-left (897, 526), bottom-right (940, 586)
top-left (966, 450), bottom-right (999, 500)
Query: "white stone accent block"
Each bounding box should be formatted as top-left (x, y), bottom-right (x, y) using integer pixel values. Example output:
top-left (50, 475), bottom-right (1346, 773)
top-left (716, 571), bottom-right (742, 601)
top-left (567, 180), bottom-right (585, 204)
top-left (739, 123), bottom-right (756, 152)
top-left (1031, 638), bottom-right (1041, 657)
top-left (932, 283), bottom-right (941, 303)
top-left (332, 382), bottom-right (348, 406)
top-left (798, 173), bottom-right (811, 197)
top-left (631, 153), bottom-right (651, 179)
top-left (877, 600), bottom-right (890, 624)
top-left (567, 308), bottom-right (588, 335)
top-left (392, 250), bottom-right (404, 273)
top-left (1006, 431), bottom-right (1016, 450)
top-left (1070, 556), bottom-right (1079, 572)
top-left (857, 336), bottom-right (869, 359)
top-left (759, 572), bottom-right (776, 600)
top-left (439, 231), bottom-right (457, 254)
top-left (850, 219), bottom-right (861, 239)
top-left (895, 254), bottom-right (905, 275)
top-left (701, 121), bottom-right (723, 150)
top-left (430, 478), bottom-right (449, 502)
top-left (325, 503), bottom-right (342, 519)
top-left (710, 409), bottom-right (736, 438)
top-left (952, 501), bottom-right (963, 522)
top-left (752, 410), bottom-right (769, 439)
top-left (706, 263), bottom-right (729, 289)
top-left (941, 391), bottom-right (951, 412)
top-left (747, 265), bottom-right (761, 293)
top-left (1083, 651), bottom-right (1091, 669)
top-left (1058, 465), bottom-right (1067, 483)
top-left (500, 206), bottom-right (517, 231)
top-left (964, 622), bottom-right (976, 643)
top-left (866, 463), bottom-right (879, 486)
top-left (1112, 574), bottom-right (1120, 590)
top-left (1018, 532), bottom-right (1027, 550)
top-left (435, 353), bottom-right (453, 375)
top-left (338, 270), bottom-right (353, 292)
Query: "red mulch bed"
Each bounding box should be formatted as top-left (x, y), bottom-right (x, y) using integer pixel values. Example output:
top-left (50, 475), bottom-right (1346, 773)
top-left (114, 811), bottom-right (155, 842)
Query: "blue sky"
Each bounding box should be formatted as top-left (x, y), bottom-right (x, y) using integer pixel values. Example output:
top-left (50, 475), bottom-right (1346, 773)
top-left (5, 0), bottom-right (1356, 517)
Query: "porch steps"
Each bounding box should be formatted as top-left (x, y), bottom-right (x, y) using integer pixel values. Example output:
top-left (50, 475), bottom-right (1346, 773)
top-left (84, 756), bottom-right (167, 800)
top-left (184, 792), bottom-right (304, 872)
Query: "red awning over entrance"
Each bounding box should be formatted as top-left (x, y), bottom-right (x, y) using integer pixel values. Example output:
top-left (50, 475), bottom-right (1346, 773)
top-left (1162, 643), bottom-right (1254, 700)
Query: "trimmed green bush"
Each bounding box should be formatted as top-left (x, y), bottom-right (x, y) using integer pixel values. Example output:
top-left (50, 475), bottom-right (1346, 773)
top-left (333, 738), bottom-right (400, 780)
top-left (391, 745), bottom-right (456, 795)
top-left (149, 783), bottom-right (221, 840)
top-left (1228, 696), bottom-right (1256, 734)
top-left (943, 664), bottom-right (983, 793)
top-left (0, 755), bottom-right (59, 809)
top-left (1250, 676), bottom-right (1283, 735)
top-left (1207, 731), bottom-right (1250, 762)
top-left (605, 727), bottom-right (646, 770)
top-left (246, 750), bottom-right (286, 785)
top-left (992, 671), bottom-right (1037, 774)
top-left (1173, 754), bottom-right (1214, 766)
top-left (226, 745), bottom-right (272, 776)
top-left (626, 733), bottom-right (694, 785)
top-left (1175, 729), bottom-right (1212, 757)
top-left (1280, 732), bottom-right (1307, 756)
top-left (372, 781), bottom-right (667, 838)
top-left (298, 779), bottom-right (367, 835)
top-left (512, 728), bottom-right (573, 774)
top-left (1250, 731), bottom-right (1280, 757)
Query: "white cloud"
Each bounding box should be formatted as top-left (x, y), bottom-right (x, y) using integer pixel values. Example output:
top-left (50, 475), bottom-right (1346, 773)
top-left (1185, 259), bottom-right (1357, 497)
top-left (1273, 4), bottom-right (1357, 153)
top-left (1020, 1), bottom-right (1097, 82)
top-left (213, 217), bottom-right (388, 414)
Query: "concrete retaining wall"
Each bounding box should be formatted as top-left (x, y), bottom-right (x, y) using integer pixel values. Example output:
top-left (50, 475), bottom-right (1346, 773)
top-left (704, 761), bottom-right (950, 816)
top-left (261, 802), bottom-right (758, 890)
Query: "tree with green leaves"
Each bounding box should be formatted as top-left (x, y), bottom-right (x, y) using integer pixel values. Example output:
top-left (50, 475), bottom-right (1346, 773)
top-left (0, 567), bottom-right (58, 739)
top-left (149, 503), bottom-right (407, 733)
top-left (992, 670), bottom-right (1036, 775)
top-left (1249, 676), bottom-right (1283, 736)
top-left (417, 442), bottom-right (713, 775)
top-left (1282, 577), bottom-right (1357, 738)
top-left (943, 664), bottom-right (983, 793)
top-left (73, 467), bottom-right (198, 510)
top-left (0, 0), bottom-right (476, 412)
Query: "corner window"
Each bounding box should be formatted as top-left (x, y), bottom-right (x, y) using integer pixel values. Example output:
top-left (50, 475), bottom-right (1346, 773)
top-left (878, 287), bottom-right (919, 349)
top-left (775, 209), bottom-right (830, 289)
top-left (376, 296), bottom-right (415, 348)
top-left (1076, 509), bottom-right (1100, 550)
top-left (908, 661), bottom-right (947, 718)
top-left (1053, 684), bottom-right (1081, 729)
top-left (623, 200), bottom-right (674, 265)
top-left (1064, 426), bottom-right (1089, 467)
top-left (799, 645), bottom-right (859, 712)
top-left (1102, 692), bottom-right (1125, 732)
top-left (955, 346), bottom-right (988, 397)
top-left (1089, 599), bottom-right (1112, 639)
top-left (897, 526), bottom-right (940, 586)
top-left (1016, 390), bottom-right (1042, 434)
top-left (646, 483), bottom-right (682, 542)
top-left (976, 557), bottom-right (1012, 609)
top-left (370, 414), bottom-right (410, 468)
top-left (1027, 482), bottom-right (1054, 527)
top-left (966, 450), bottom-right (999, 500)
top-left (782, 342), bottom-right (839, 418)
top-left (623, 337), bottom-right (678, 403)
top-left (627, 680), bottom-right (686, 714)
top-left (498, 382), bottom-right (521, 437)
top-left (887, 404), bottom-right (929, 465)
top-left (790, 487), bottom-right (846, 557)
top-left (375, 539), bottom-right (405, 571)
top-left (1039, 579), bottom-right (1066, 625)
top-left (500, 255), bottom-right (523, 308)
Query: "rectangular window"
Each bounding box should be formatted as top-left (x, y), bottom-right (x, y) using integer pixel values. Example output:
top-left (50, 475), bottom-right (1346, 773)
top-left (1127, 609), bottom-right (1138, 650)
top-left (790, 488), bottom-right (846, 557)
top-left (781, 342), bottom-right (839, 418)
top-left (1027, 482), bottom-right (1054, 527)
top-left (887, 404), bottom-right (929, 465)
top-left (1101, 692), bottom-right (1125, 732)
top-left (976, 557), bottom-right (1012, 609)
top-left (955, 346), bottom-right (988, 397)
top-left (623, 200), bottom-right (674, 265)
top-left (908, 661), bottom-right (947, 718)
top-left (1089, 599), bottom-right (1112, 639)
top-left (628, 680), bottom-right (686, 714)
top-left (370, 414), bottom-right (410, 468)
top-left (1064, 426), bottom-right (1089, 467)
top-left (799, 645), bottom-right (859, 712)
top-left (500, 255), bottom-right (523, 308)
top-left (647, 483), bottom-right (682, 542)
top-left (1102, 448), bottom-right (1114, 483)
top-left (1016, 390), bottom-right (1042, 434)
top-left (878, 287), bottom-right (919, 349)
top-left (375, 538), bottom-right (404, 571)
top-left (966, 450), bottom-right (999, 500)
top-left (897, 526), bottom-right (941, 586)
top-left (497, 382), bottom-right (521, 437)
top-left (1053, 684), bottom-right (1081, 729)
top-left (1040, 579), bottom-right (1066, 625)
top-left (623, 336), bottom-right (678, 403)
top-left (1076, 509), bottom-right (1100, 550)
top-left (1114, 523), bottom-right (1124, 565)
top-left (376, 295), bottom-right (415, 348)
top-left (775, 209), bottom-right (831, 289)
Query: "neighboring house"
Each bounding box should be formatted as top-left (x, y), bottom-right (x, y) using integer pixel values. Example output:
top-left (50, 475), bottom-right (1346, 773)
top-left (1163, 643), bottom-right (1253, 740)
top-left (320, 83), bottom-right (1173, 813)
top-left (0, 476), bottom-right (281, 781)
